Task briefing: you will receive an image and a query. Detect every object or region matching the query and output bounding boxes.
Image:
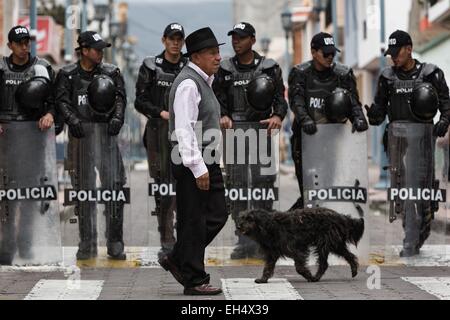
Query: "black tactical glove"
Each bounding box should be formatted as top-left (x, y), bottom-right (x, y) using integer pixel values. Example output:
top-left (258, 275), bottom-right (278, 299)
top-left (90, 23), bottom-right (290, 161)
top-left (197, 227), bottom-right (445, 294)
top-left (108, 117), bottom-right (123, 136)
top-left (68, 115), bottom-right (84, 138)
top-left (302, 117), bottom-right (317, 135)
top-left (365, 104), bottom-right (385, 126)
top-left (351, 106), bottom-right (369, 133)
top-left (433, 117), bottom-right (450, 137)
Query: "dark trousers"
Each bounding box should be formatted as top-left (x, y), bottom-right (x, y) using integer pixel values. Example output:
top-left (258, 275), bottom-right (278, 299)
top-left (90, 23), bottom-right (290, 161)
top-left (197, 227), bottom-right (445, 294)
top-left (67, 128), bottom-right (126, 250)
top-left (170, 162), bottom-right (228, 288)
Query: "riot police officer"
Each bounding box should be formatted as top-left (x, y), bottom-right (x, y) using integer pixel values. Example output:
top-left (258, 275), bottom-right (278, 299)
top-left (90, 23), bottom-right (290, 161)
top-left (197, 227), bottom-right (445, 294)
top-left (288, 32), bottom-right (368, 210)
top-left (55, 31), bottom-right (127, 260)
top-left (0, 26), bottom-right (57, 265)
top-left (213, 22), bottom-right (288, 259)
top-left (366, 30), bottom-right (450, 257)
top-left (135, 23), bottom-right (187, 259)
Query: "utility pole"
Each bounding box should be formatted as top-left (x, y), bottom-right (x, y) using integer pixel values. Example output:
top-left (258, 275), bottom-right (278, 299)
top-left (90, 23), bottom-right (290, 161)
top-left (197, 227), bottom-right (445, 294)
top-left (30, 0), bottom-right (37, 57)
top-left (375, 0), bottom-right (389, 189)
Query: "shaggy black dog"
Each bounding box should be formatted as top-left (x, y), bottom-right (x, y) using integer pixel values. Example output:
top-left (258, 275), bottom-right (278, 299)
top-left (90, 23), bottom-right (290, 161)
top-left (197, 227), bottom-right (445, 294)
top-left (236, 208), bottom-right (364, 283)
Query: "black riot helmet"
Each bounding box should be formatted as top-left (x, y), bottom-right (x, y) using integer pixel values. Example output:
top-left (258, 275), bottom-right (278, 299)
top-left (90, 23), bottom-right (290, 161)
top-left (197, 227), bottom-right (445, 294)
top-left (245, 75), bottom-right (276, 112)
top-left (87, 74), bottom-right (116, 115)
top-left (324, 87), bottom-right (352, 122)
top-left (15, 64), bottom-right (51, 113)
top-left (410, 82), bottom-right (438, 122)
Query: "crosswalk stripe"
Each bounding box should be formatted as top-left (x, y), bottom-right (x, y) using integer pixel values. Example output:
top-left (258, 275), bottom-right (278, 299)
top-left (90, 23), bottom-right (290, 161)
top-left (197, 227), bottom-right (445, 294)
top-left (24, 279), bottom-right (104, 300)
top-left (221, 278), bottom-right (303, 300)
top-left (402, 277), bottom-right (450, 300)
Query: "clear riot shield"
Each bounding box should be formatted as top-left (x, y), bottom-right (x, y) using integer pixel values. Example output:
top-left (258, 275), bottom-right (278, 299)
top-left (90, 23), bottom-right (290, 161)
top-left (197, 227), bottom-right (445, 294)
top-left (384, 122), bottom-right (448, 265)
top-left (0, 122), bottom-right (62, 266)
top-left (301, 123), bottom-right (370, 265)
top-left (207, 122), bottom-right (280, 264)
top-left (61, 122), bottom-right (132, 265)
top-left (145, 118), bottom-right (177, 263)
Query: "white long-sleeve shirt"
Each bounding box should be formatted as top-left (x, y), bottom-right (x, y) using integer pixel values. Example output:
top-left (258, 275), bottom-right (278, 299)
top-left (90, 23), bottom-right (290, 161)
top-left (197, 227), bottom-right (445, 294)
top-left (173, 61), bottom-right (215, 178)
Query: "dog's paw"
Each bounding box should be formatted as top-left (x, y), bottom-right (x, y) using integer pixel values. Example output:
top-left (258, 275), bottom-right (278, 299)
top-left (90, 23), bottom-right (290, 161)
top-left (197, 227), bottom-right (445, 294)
top-left (308, 277), bottom-right (320, 283)
top-left (351, 270), bottom-right (358, 278)
top-left (255, 278), bottom-right (268, 284)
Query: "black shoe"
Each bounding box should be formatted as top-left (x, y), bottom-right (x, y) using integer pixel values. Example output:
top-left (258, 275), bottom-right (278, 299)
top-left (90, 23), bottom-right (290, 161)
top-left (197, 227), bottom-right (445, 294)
top-left (400, 247), bottom-right (420, 257)
top-left (158, 255), bottom-right (184, 286)
top-left (0, 254), bottom-right (13, 265)
top-left (76, 249), bottom-right (97, 260)
top-left (76, 246), bottom-right (97, 260)
top-left (107, 252), bottom-right (127, 260)
top-left (106, 241), bottom-right (126, 260)
top-left (184, 284), bottom-right (222, 296)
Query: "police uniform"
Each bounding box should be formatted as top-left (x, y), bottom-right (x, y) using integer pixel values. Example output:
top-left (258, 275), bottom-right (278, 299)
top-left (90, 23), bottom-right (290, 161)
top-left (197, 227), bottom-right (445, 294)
top-left (213, 23), bottom-right (288, 258)
top-left (135, 51), bottom-right (187, 257)
top-left (288, 34), bottom-right (367, 210)
top-left (55, 31), bottom-right (127, 260)
top-left (0, 26), bottom-right (57, 265)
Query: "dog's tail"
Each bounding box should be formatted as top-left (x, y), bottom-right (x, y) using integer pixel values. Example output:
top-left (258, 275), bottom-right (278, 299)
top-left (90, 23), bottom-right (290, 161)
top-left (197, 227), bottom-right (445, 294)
top-left (350, 217), bottom-right (365, 247)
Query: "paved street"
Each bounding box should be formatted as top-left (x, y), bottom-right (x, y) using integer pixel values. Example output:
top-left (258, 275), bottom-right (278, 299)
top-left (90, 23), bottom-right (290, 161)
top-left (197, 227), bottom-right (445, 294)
top-left (1, 164), bottom-right (450, 302)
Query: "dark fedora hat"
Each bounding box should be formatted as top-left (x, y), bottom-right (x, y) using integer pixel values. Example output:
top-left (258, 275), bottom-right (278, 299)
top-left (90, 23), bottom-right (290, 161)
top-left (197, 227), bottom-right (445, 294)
top-left (184, 27), bottom-right (225, 57)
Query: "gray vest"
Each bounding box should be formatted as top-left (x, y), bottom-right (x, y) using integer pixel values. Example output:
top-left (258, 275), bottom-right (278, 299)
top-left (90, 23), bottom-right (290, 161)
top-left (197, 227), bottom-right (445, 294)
top-left (0, 57), bottom-right (50, 121)
top-left (382, 63), bottom-right (438, 122)
top-left (168, 65), bottom-right (220, 149)
top-left (220, 57), bottom-right (277, 121)
top-left (143, 56), bottom-right (186, 111)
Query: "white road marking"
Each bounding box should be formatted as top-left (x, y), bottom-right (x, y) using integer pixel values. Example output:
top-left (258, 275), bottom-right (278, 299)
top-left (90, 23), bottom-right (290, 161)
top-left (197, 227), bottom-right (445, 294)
top-left (0, 245), bottom-right (448, 272)
top-left (221, 278), bottom-right (303, 300)
top-left (24, 279), bottom-right (104, 300)
top-left (402, 277), bottom-right (450, 300)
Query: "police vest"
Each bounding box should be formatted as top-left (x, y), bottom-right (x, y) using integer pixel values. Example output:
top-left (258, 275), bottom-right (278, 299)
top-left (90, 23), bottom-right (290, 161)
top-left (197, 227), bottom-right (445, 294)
top-left (143, 56), bottom-right (186, 111)
top-left (298, 61), bottom-right (350, 124)
top-left (0, 57), bottom-right (50, 121)
top-left (383, 63), bottom-right (438, 122)
top-left (221, 57), bottom-right (277, 121)
top-left (62, 62), bottom-right (119, 122)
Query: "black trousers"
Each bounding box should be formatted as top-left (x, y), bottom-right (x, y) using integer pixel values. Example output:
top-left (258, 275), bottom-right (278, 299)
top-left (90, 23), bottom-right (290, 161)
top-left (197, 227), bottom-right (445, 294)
top-left (170, 162), bottom-right (228, 288)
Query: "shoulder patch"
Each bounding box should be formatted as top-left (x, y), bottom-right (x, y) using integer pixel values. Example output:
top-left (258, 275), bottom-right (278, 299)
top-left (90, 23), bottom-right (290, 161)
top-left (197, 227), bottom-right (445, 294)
top-left (60, 63), bottom-right (78, 74)
top-left (143, 56), bottom-right (156, 71)
top-left (260, 57), bottom-right (277, 70)
top-left (421, 63), bottom-right (438, 77)
top-left (36, 58), bottom-right (51, 68)
top-left (381, 66), bottom-right (395, 80)
top-left (0, 57), bottom-right (7, 71)
top-left (100, 62), bottom-right (120, 75)
top-left (333, 63), bottom-right (351, 77)
top-left (295, 61), bottom-right (312, 73)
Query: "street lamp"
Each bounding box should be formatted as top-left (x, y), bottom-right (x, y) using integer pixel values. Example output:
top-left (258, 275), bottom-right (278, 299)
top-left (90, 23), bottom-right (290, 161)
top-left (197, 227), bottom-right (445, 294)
top-left (312, 0), bottom-right (328, 32)
top-left (109, 20), bottom-right (121, 64)
top-left (260, 37), bottom-right (271, 56)
top-left (94, 4), bottom-right (109, 36)
top-left (281, 7), bottom-right (292, 81)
